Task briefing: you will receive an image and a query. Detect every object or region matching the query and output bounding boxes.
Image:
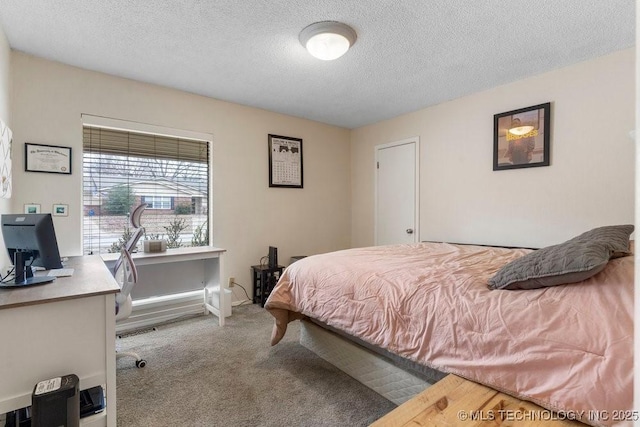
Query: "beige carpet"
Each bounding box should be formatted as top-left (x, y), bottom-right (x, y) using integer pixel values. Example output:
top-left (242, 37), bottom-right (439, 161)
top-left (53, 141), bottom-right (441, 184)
top-left (116, 304), bottom-right (396, 426)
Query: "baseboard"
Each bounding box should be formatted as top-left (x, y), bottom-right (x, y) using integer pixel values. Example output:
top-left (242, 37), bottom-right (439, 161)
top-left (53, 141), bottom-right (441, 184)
top-left (116, 290), bottom-right (209, 333)
top-left (299, 320), bottom-right (432, 405)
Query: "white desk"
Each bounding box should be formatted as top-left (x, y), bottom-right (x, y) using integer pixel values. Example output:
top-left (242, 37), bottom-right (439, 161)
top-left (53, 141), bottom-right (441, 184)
top-left (0, 255), bottom-right (119, 426)
top-left (101, 246), bottom-right (227, 328)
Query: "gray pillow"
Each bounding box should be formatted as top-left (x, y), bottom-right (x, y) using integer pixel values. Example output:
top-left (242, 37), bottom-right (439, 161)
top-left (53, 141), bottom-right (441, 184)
top-left (488, 224), bottom-right (634, 290)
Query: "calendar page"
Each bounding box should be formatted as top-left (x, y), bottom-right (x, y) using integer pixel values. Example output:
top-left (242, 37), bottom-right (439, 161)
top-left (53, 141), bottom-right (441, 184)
top-left (269, 135), bottom-right (303, 187)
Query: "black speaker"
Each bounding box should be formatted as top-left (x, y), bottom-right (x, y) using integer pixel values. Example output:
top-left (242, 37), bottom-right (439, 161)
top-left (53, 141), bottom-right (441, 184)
top-left (268, 246), bottom-right (278, 268)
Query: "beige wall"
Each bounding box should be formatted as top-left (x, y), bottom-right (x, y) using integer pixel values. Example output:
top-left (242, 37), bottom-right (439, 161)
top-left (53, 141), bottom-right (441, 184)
top-left (0, 23), bottom-right (11, 267)
top-left (9, 52), bottom-right (351, 297)
top-left (351, 48), bottom-right (635, 249)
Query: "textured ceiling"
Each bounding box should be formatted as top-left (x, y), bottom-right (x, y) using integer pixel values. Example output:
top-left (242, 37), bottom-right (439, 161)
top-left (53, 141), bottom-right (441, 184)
top-left (0, 1), bottom-right (635, 129)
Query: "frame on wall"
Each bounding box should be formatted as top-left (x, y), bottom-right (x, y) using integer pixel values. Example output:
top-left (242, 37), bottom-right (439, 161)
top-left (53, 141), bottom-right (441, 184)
top-left (493, 102), bottom-right (550, 171)
top-left (24, 203), bottom-right (41, 214)
top-left (268, 134), bottom-right (303, 188)
top-left (25, 143), bottom-right (72, 174)
top-left (52, 204), bottom-right (69, 217)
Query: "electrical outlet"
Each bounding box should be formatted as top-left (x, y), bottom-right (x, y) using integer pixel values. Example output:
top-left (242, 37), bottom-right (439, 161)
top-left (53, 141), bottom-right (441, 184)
top-left (228, 277), bottom-right (235, 288)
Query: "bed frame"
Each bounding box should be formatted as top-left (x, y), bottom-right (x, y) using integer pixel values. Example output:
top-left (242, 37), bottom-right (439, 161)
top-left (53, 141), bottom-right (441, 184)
top-left (299, 320), bottom-right (445, 405)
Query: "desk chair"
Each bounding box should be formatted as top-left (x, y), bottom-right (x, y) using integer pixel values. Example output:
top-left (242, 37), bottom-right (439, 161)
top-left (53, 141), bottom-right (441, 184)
top-left (112, 203), bottom-right (147, 276)
top-left (130, 202), bottom-right (147, 229)
top-left (114, 203), bottom-right (148, 368)
top-left (115, 246), bottom-right (147, 368)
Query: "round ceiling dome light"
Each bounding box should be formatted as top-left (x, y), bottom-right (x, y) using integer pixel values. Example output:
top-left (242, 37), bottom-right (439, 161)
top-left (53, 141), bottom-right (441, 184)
top-left (299, 21), bottom-right (357, 61)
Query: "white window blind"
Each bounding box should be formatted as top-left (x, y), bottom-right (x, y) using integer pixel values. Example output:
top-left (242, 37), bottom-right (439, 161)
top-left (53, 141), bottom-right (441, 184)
top-left (82, 126), bottom-right (210, 255)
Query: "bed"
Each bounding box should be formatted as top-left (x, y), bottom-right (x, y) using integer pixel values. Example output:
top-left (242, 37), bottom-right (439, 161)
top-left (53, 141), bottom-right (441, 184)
top-left (265, 226), bottom-right (634, 427)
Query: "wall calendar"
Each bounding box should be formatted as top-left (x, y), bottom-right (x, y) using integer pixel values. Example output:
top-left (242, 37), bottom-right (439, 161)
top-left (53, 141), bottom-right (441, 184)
top-left (268, 134), bottom-right (303, 188)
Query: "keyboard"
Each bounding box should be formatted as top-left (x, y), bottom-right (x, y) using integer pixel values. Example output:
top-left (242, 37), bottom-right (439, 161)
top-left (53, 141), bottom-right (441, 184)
top-left (47, 268), bottom-right (75, 277)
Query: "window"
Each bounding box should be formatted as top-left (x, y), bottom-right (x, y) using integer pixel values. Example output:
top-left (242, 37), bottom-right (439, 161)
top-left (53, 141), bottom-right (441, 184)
top-left (82, 126), bottom-right (210, 255)
top-left (142, 196), bottom-right (173, 210)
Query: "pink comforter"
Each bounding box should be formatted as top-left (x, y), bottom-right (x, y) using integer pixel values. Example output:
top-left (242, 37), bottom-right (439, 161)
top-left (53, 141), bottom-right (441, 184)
top-left (265, 243), bottom-right (633, 427)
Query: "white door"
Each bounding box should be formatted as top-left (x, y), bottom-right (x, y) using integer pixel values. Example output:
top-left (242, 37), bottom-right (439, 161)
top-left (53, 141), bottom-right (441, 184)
top-left (375, 138), bottom-right (419, 245)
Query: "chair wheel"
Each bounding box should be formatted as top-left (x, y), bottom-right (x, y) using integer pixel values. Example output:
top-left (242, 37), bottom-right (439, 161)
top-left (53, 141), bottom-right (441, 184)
top-left (136, 359), bottom-right (147, 368)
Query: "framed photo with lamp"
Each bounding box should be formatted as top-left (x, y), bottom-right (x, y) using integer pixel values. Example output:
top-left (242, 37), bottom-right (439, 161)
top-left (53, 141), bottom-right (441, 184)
top-left (493, 102), bottom-right (550, 171)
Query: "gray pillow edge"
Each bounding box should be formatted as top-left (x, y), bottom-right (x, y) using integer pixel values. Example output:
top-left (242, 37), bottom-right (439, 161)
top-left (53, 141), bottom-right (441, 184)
top-left (491, 261), bottom-right (608, 290)
top-left (487, 224), bottom-right (633, 291)
top-left (573, 224), bottom-right (634, 256)
top-left (487, 243), bottom-right (609, 290)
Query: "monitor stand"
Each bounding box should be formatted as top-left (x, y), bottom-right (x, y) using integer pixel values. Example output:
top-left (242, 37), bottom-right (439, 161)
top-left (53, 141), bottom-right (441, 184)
top-left (0, 276), bottom-right (55, 288)
top-left (0, 251), bottom-right (55, 288)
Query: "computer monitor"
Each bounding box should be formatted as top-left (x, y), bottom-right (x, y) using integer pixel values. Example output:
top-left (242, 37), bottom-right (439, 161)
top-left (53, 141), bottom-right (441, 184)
top-left (1, 213), bottom-right (63, 286)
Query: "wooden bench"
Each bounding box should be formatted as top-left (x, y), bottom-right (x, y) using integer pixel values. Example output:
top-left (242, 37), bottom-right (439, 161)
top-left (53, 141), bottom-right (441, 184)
top-left (371, 374), bottom-right (586, 426)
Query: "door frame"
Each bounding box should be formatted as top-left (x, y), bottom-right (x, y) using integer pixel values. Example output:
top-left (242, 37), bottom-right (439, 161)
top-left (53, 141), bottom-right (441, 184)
top-left (374, 136), bottom-right (420, 245)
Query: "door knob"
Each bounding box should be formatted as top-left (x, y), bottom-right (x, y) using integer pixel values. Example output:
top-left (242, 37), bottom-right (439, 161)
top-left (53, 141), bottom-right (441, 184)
top-left (406, 229), bottom-right (414, 234)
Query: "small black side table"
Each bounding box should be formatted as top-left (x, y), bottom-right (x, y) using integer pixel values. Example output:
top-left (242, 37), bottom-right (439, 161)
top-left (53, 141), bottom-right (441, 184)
top-left (251, 264), bottom-right (284, 307)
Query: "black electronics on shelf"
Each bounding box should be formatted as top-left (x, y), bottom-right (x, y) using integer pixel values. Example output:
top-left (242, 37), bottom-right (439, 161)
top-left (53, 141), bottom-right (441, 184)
top-left (5, 385), bottom-right (104, 426)
top-left (251, 264), bottom-right (284, 307)
top-left (32, 374), bottom-right (79, 427)
top-left (268, 246), bottom-right (278, 268)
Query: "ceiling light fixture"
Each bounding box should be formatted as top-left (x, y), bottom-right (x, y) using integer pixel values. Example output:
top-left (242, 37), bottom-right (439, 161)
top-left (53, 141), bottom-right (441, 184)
top-left (299, 21), bottom-right (357, 61)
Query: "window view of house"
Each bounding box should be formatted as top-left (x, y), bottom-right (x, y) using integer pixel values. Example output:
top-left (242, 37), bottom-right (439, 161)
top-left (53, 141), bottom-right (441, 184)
top-left (82, 126), bottom-right (210, 255)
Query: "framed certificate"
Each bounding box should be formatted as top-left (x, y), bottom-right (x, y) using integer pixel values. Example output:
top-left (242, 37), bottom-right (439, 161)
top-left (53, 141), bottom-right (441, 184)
top-left (25, 143), bottom-right (72, 174)
top-left (268, 134), bottom-right (303, 188)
